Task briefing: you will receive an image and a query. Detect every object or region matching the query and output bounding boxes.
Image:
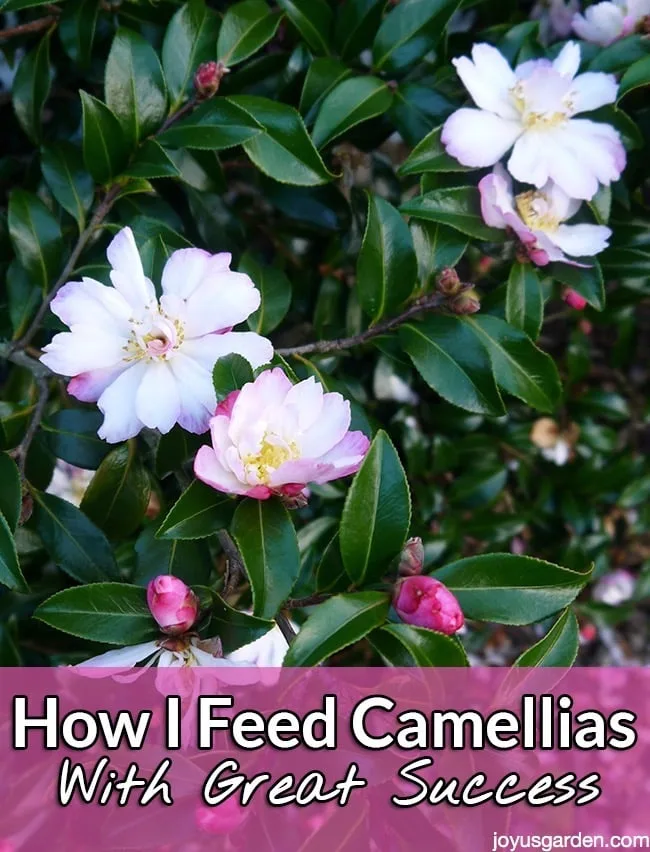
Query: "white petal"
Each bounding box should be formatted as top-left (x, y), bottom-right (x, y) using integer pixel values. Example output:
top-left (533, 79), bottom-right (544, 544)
top-left (97, 362), bottom-right (148, 442)
top-left (40, 329), bottom-right (127, 376)
top-left (551, 223), bottom-right (612, 256)
top-left (50, 278), bottom-right (132, 332)
top-left (67, 364), bottom-right (130, 403)
top-left (442, 109), bottom-right (522, 168)
top-left (106, 227), bottom-right (156, 312)
top-left (182, 331), bottom-right (273, 371)
top-left (478, 165), bottom-right (516, 228)
top-left (283, 376), bottom-right (324, 432)
top-left (227, 626), bottom-right (289, 667)
top-left (76, 641), bottom-right (159, 670)
top-left (507, 130), bottom-right (553, 188)
top-left (570, 72), bottom-right (618, 113)
top-left (552, 40), bottom-right (581, 78)
top-left (184, 271), bottom-right (261, 338)
top-left (135, 361), bottom-right (181, 433)
top-left (161, 247), bottom-right (212, 300)
top-left (299, 392), bottom-right (351, 458)
top-left (194, 445), bottom-right (248, 495)
top-left (452, 44), bottom-right (518, 119)
top-left (168, 353), bottom-right (216, 434)
top-left (572, 4), bottom-right (626, 46)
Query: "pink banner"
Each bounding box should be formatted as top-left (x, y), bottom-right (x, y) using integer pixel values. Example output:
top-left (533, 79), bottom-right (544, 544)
top-left (1, 668), bottom-right (648, 851)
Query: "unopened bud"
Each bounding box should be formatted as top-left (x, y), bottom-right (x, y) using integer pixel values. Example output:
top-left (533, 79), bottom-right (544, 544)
top-left (563, 289), bottom-right (587, 311)
top-left (194, 61), bottom-right (229, 99)
top-left (450, 289), bottom-right (480, 314)
top-left (398, 537), bottom-right (424, 577)
top-left (437, 267), bottom-right (461, 296)
top-left (393, 575), bottom-right (464, 635)
top-left (146, 575), bottom-right (199, 635)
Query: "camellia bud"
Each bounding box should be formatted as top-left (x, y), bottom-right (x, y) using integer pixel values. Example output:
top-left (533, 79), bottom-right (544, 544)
top-left (146, 575), bottom-right (199, 636)
top-left (450, 288), bottom-right (481, 315)
top-left (563, 288), bottom-right (587, 311)
top-left (393, 575), bottom-right (464, 635)
top-left (398, 537), bottom-right (425, 577)
top-left (193, 61), bottom-right (229, 99)
top-left (436, 267), bottom-right (461, 296)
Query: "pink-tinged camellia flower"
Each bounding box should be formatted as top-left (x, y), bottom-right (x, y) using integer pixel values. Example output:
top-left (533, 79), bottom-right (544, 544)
top-left (479, 165), bottom-right (611, 266)
top-left (40, 227), bottom-right (273, 443)
top-left (441, 41), bottom-right (625, 200)
top-left (146, 575), bottom-right (199, 636)
top-left (573, 0), bottom-right (650, 46)
top-left (393, 575), bottom-right (464, 635)
top-left (194, 368), bottom-right (370, 500)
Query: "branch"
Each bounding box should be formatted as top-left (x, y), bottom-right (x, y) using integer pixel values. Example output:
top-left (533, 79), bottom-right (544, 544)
top-left (275, 610), bottom-right (297, 645)
top-left (276, 292), bottom-right (447, 357)
top-left (16, 375), bottom-right (49, 478)
top-left (0, 15), bottom-right (57, 40)
top-left (218, 529), bottom-right (246, 597)
top-left (285, 593), bottom-right (332, 609)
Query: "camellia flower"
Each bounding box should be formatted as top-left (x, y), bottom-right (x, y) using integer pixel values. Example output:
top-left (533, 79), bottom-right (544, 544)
top-left (393, 575), bottom-right (464, 635)
top-left (194, 368), bottom-right (370, 500)
top-left (147, 575), bottom-right (199, 636)
top-left (479, 165), bottom-right (611, 266)
top-left (41, 227), bottom-right (273, 443)
top-left (573, 0), bottom-right (650, 46)
top-left (441, 41), bottom-right (625, 200)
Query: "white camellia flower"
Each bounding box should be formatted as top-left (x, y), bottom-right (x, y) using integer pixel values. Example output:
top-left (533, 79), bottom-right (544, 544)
top-left (573, 0), bottom-right (650, 46)
top-left (479, 164), bottom-right (611, 266)
top-left (441, 41), bottom-right (625, 200)
top-left (41, 227), bottom-right (273, 443)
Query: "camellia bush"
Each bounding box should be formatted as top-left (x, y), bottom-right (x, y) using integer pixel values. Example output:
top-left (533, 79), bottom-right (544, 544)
top-left (0, 0), bottom-right (649, 669)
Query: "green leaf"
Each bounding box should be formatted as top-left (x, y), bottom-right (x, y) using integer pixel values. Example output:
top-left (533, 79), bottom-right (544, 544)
top-left (0, 453), bottom-right (21, 531)
top-left (401, 186), bottom-right (504, 242)
top-left (299, 57), bottom-right (353, 124)
top-left (588, 35), bottom-right (650, 73)
top-left (357, 193), bottom-right (416, 322)
top-left (462, 314), bottom-right (561, 412)
top-left (284, 591), bottom-right (390, 666)
top-left (41, 142), bottom-right (94, 231)
top-left (162, 0), bottom-right (220, 108)
top-left (59, 0), bottom-right (99, 68)
top-left (133, 525), bottom-right (211, 587)
top-left (335, 0), bottom-right (386, 60)
top-left (80, 91), bottom-right (129, 184)
top-left (231, 498), bottom-right (300, 619)
top-left (389, 84), bottom-right (454, 147)
top-left (276, 0), bottom-right (332, 55)
top-left (434, 554), bottom-right (592, 625)
top-left (35, 583), bottom-right (157, 645)
top-left (400, 316), bottom-right (505, 416)
top-left (217, 0), bottom-right (282, 66)
top-left (311, 76), bottom-right (393, 149)
top-left (373, 0), bottom-right (460, 73)
top-left (105, 28), bottom-right (168, 147)
top-left (228, 94), bottom-right (336, 186)
top-left (513, 608), bottom-right (579, 667)
top-left (314, 532), bottom-right (349, 594)
top-left (80, 443), bottom-right (150, 539)
top-left (620, 474), bottom-right (650, 508)
top-left (210, 595), bottom-right (274, 654)
top-left (548, 260), bottom-right (605, 311)
top-left (369, 623), bottom-right (469, 666)
top-left (41, 409), bottom-right (110, 470)
top-left (340, 430), bottom-right (411, 586)
top-left (600, 247), bottom-right (650, 277)
top-left (8, 189), bottom-right (63, 290)
top-left (239, 253), bottom-right (292, 334)
top-left (157, 99), bottom-right (262, 150)
top-left (157, 481), bottom-right (235, 540)
top-left (12, 32), bottom-right (51, 144)
top-left (506, 262), bottom-right (543, 339)
top-left (399, 126), bottom-right (473, 176)
top-left (212, 353), bottom-right (254, 401)
top-left (7, 260), bottom-right (40, 338)
top-left (411, 221), bottom-right (468, 285)
top-left (0, 512), bottom-right (28, 592)
top-left (618, 55), bottom-right (650, 100)
top-left (123, 140), bottom-right (181, 180)
top-left (31, 490), bottom-right (119, 584)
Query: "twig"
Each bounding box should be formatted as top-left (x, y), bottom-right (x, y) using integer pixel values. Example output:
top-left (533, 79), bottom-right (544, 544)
top-left (159, 97), bottom-right (197, 133)
top-left (285, 593), bottom-right (332, 609)
top-left (218, 529), bottom-right (246, 597)
top-left (16, 375), bottom-right (49, 478)
top-left (0, 15), bottom-right (57, 39)
top-left (276, 292), bottom-right (447, 357)
top-left (275, 610), bottom-right (297, 645)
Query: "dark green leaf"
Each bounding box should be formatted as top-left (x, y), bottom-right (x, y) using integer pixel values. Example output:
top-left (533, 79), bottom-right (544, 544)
top-left (35, 583), bottom-right (157, 645)
top-left (311, 76), bottom-right (393, 149)
top-left (217, 0), bottom-right (282, 66)
top-left (162, 0), bottom-right (220, 108)
top-left (157, 99), bottom-right (262, 150)
top-left (548, 260), bottom-right (605, 311)
top-left (401, 186), bottom-right (504, 241)
top-left (411, 221), bottom-right (468, 284)
top-left (123, 140), bottom-right (180, 179)
top-left (8, 189), bottom-right (63, 290)
top-left (12, 33), bottom-right (51, 144)
top-left (80, 443), bottom-right (150, 538)
top-left (157, 481), bottom-right (235, 540)
top-left (133, 524), bottom-right (212, 587)
top-left (513, 608), bottom-right (579, 667)
top-left (59, 0), bottom-right (99, 68)
top-left (389, 84), bottom-right (454, 147)
top-left (340, 430), bottom-right (411, 586)
top-left (600, 247), bottom-right (650, 278)
top-left (80, 91), bottom-right (129, 184)
top-left (212, 353), bottom-right (254, 401)
top-left (506, 261), bottom-right (543, 339)
top-left (231, 498), bottom-right (300, 619)
top-left (299, 57), bottom-right (353, 124)
top-left (618, 55), bottom-right (650, 100)
top-left (399, 126), bottom-right (473, 176)
top-left (210, 595), bottom-right (274, 654)
top-left (284, 591), bottom-right (390, 666)
top-left (31, 489), bottom-right (119, 583)
top-left (0, 512), bottom-right (28, 592)
top-left (7, 261), bottom-right (40, 338)
top-left (335, 0), bottom-right (386, 60)
top-left (41, 142), bottom-right (94, 231)
top-left (41, 409), bottom-right (110, 470)
top-left (0, 453), bottom-right (21, 531)
top-left (588, 35), bottom-right (650, 73)
top-left (239, 252), bottom-right (292, 334)
top-left (369, 623), bottom-right (469, 666)
top-left (276, 0), bottom-right (332, 55)
top-left (314, 532), bottom-right (349, 594)
top-left (373, 0), bottom-right (460, 73)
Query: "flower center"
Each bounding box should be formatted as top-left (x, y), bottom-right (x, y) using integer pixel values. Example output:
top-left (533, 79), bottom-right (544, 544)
top-left (124, 310), bottom-right (185, 362)
top-left (510, 76), bottom-right (573, 130)
top-left (515, 190), bottom-right (560, 232)
top-left (243, 435), bottom-right (299, 485)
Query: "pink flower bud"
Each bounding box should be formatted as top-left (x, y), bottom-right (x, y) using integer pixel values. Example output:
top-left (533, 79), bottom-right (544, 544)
top-left (563, 289), bottom-right (587, 311)
top-left (450, 289), bottom-right (481, 315)
top-left (436, 267), bottom-right (461, 296)
top-left (146, 575), bottom-right (199, 635)
top-left (398, 537), bottom-right (424, 577)
top-left (196, 801), bottom-right (247, 835)
top-left (194, 61), bottom-right (229, 99)
top-left (393, 575), bottom-right (464, 635)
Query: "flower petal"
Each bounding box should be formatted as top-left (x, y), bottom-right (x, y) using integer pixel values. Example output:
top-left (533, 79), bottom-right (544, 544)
top-left (226, 625), bottom-right (289, 667)
top-left (194, 445), bottom-right (248, 495)
top-left (135, 361), bottom-right (181, 433)
top-left (182, 331), bottom-right (273, 372)
top-left (75, 641), bottom-right (159, 671)
top-left (97, 362), bottom-right (148, 443)
top-left (570, 71), bottom-right (618, 113)
top-left (478, 166), bottom-right (516, 229)
top-left (283, 376), bottom-right (325, 432)
top-left (40, 329), bottom-right (127, 376)
top-left (452, 44), bottom-right (518, 119)
top-left (552, 40), bottom-right (581, 78)
top-left (299, 392), bottom-right (351, 458)
top-left (68, 364), bottom-right (130, 403)
top-left (168, 353), bottom-right (216, 434)
top-left (162, 247), bottom-right (213, 300)
top-left (50, 278), bottom-right (132, 332)
top-left (442, 109), bottom-right (522, 168)
top-left (106, 227), bottom-right (156, 312)
top-left (508, 130), bottom-right (554, 189)
top-left (551, 223), bottom-right (612, 257)
top-left (184, 271), bottom-right (261, 338)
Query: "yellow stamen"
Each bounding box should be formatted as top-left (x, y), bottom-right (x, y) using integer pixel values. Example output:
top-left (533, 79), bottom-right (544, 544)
top-left (243, 436), bottom-right (299, 485)
top-left (515, 190), bottom-right (559, 232)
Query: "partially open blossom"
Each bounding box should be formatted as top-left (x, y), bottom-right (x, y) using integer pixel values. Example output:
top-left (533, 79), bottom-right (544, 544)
top-left (393, 575), bottom-right (464, 635)
top-left (593, 569), bottom-right (636, 606)
top-left (573, 0), bottom-right (650, 45)
top-left (146, 575), bottom-right (199, 635)
top-left (563, 288), bottom-right (588, 309)
top-left (479, 165), bottom-right (611, 266)
top-left (398, 537), bottom-right (425, 577)
top-left (196, 801), bottom-right (247, 835)
top-left (41, 227), bottom-right (272, 443)
top-left (194, 368), bottom-right (370, 500)
top-left (442, 41), bottom-right (625, 200)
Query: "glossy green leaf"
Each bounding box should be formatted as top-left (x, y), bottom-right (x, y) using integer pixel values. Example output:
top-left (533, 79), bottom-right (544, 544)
top-left (311, 76), bottom-right (393, 148)
top-left (389, 84), bottom-right (454, 147)
top-left (369, 623), bottom-right (469, 666)
top-left (401, 186), bottom-right (504, 241)
top-left (0, 512), bottom-right (27, 592)
top-left (400, 316), bottom-right (505, 416)
top-left (210, 595), bottom-right (275, 654)
top-left (133, 525), bottom-right (212, 587)
top-left (618, 55), bottom-right (650, 100)
top-left (411, 221), bottom-right (468, 284)
top-left (335, 0), bottom-right (386, 60)
top-left (35, 583), bottom-right (157, 645)
top-left (0, 453), bottom-right (21, 531)
top-left (231, 498), bottom-right (300, 619)
top-left (8, 189), bottom-right (63, 290)
top-left (80, 443), bottom-right (150, 539)
top-left (31, 490), bottom-right (119, 584)
top-left (434, 554), bottom-right (592, 625)
top-left (506, 261), bottom-right (543, 339)
top-left (373, 0), bottom-right (460, 73)
top-left (41, 142), bottom-right (94, 231)
top-left (217, 0), bottom-right (282, 66)
top-left (276, 0), bottom-right (332, 55)
top-left (548, 260), bottom-right (605, 311)
top-left (600, 247), bottom-right (650, 277)
top-left (314, 532), bottom-right (349, 594)
top-left (80, 91), bottom-right (129, 184)
top-left (340, 430), bottom-right (411, 585)
top-left (239, 252), bottom-right (292, 334)
top-left (212, 353), bottom-right (254, 401)
top-left (399, 126), bottom-right (473, 176)
top-left (59, 0), bottom-right (99, 68)
top-left (157, 99), bottom-right (262, 150)
top-left (162, 0), bottom-right (220, 107)
top-left (513, 608), bottom-right (579, 667)
top-left (299, 57), bottom-right (353, 124)
top-left (41, 410), bottom-right (111, 470)
top-left (157, 481), bottom-right (235, 540)
top-left (12, 33), bottom-right (51, 144)
top-left (123, 140), bottom-right (180, 179)
top-left (620, 474), bottom-right (650, 508)
top-left (284, 591), bottom-right (390, 666)
top-left (357, 193), bottom-right (416, 322)
top-left (6, 261), bottom-right (40, 338)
